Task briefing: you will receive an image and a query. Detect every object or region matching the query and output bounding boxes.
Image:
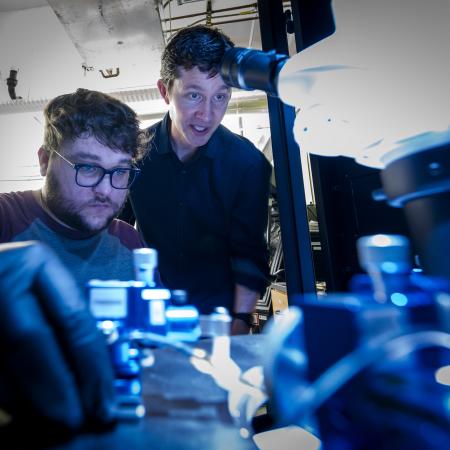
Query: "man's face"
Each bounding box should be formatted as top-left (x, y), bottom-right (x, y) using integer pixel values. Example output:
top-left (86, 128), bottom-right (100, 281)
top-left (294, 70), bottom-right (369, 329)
top-left (39, 135), bottom-right (131, 233)
top-left (158, 66), bottom-right (231, 153)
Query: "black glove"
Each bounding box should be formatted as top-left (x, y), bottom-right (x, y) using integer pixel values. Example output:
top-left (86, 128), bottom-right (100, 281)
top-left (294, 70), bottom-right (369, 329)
top-left (0, 241), bottom-right (116, 446)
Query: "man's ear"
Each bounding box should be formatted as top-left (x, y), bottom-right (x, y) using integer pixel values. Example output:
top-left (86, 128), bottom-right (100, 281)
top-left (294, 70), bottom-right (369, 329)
top-left (157, 79), bottom-right (170, 105)
top-left (38, 147), bottom-right (50, 177)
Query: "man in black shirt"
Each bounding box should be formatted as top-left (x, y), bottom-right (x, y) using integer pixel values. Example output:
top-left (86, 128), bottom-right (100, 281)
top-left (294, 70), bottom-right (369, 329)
top-left (129, 26), bottom-right (272, 334)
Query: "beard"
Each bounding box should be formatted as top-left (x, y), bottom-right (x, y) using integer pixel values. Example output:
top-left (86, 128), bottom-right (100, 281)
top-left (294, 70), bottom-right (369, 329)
top-left (44, 171), bottom-right (122, 233)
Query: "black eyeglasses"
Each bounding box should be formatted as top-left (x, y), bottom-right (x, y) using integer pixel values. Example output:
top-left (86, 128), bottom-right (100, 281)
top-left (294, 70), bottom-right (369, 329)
top-left (52, 150), bottom-right (140, 189)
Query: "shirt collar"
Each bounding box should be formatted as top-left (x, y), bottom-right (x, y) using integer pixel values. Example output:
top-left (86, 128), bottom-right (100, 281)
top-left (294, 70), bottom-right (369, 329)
top-left (154, 113), bottom-right (221, 159)
top-left (154, 113), bottom-right (172, 155)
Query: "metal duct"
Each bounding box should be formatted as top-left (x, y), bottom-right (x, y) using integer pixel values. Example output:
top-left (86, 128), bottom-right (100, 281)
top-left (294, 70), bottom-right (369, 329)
top-left (0, 88), bottom-right (267, 116)
top-left (0, 86), bottom-right (161, 114)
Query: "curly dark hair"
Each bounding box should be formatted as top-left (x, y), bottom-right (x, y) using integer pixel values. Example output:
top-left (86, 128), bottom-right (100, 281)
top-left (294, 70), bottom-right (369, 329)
top-left (160, 25), bottom-right (234, 89)
top-left (43, 88), bottom-right (147, 163)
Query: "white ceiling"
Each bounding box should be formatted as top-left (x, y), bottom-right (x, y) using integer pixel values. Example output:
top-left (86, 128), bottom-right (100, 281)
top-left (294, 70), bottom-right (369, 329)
top-left (0, 0), bottom-right (264, 111)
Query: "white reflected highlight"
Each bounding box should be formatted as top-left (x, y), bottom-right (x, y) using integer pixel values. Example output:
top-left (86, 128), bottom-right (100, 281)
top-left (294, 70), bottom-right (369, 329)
top-left (278, 0), bottom-right (450, 168)
top-left (435, 365), bottom-right (450, 386)
top-left (253, 426), bottom-right (321, 450)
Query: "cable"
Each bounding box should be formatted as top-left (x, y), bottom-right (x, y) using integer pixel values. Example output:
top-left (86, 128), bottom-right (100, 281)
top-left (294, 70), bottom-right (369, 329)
top-left (128, 330), bottom-right (207, 358)
top-left (129, 330), bottom-right (261, 389)
top-left (288, 330), bottom-right (450, 424)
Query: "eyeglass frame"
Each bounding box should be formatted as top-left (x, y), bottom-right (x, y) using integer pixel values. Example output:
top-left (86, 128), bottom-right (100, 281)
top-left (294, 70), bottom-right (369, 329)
top-left (51, 149), bottom-right (141, 189)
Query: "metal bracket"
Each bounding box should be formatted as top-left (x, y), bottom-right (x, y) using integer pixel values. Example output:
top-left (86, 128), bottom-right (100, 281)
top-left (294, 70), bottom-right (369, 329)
top-left (99, 68), bottom-right (120, 78)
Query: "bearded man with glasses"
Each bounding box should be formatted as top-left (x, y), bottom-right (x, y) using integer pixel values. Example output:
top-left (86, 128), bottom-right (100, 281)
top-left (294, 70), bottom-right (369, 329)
top-left (0, 88), bottom-right (150, 290)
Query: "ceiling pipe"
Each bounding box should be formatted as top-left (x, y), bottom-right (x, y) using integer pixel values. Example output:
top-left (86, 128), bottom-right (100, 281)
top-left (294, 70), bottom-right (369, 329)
top-left (163, 15), bottom-right (258, 33)
top-left (160, 3), bottom-right (257, 20)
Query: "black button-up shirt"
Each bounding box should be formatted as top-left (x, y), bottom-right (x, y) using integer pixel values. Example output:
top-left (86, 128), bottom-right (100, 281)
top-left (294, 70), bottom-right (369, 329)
top-left (129, 114), bottom-right (271, 313)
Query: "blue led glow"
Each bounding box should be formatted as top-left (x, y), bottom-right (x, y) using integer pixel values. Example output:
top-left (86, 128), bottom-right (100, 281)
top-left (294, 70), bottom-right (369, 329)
top-left (130, 379), bottom-right (141, 395)
top-left (390, 292), bottom-right (408, 306)
top-left (381, 261), bottom-right (398, 273)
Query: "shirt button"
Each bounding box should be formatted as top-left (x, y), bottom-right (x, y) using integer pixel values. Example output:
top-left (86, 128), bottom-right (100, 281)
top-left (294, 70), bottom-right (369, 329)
top-left (181, 169), bottom-right (187, 175)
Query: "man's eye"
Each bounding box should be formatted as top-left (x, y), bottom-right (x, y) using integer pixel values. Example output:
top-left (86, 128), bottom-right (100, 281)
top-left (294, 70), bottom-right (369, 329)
top-left (78, 165), bottom-right (100, 175)
top-left (114, 168), bottom-right (130, 177)
top-left (214, 93), bottom-right (230, 104)
top-left (188, 92), bottom-right (201, 100)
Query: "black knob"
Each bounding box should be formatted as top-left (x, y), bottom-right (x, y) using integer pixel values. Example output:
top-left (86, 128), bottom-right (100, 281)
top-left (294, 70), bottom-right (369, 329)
top-left (171, 289), bottom-right (188, 306)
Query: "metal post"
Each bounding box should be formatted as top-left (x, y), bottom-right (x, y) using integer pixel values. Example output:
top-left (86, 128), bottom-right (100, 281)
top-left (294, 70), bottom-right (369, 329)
top-left (290, 0), bottom-right (338, 290)
top-left (257, 0), bottom-right (316, 298)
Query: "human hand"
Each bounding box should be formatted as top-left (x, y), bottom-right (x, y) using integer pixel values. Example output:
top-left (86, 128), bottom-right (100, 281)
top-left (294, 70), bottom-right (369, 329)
top-left (0, 241), bottom-right (116, 445)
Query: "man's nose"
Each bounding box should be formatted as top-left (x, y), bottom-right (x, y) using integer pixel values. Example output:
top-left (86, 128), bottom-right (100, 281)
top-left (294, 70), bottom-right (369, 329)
top-left (195, 99), bottom-right (212, 120)
top-left (92, 173), bottom-right (113, 196)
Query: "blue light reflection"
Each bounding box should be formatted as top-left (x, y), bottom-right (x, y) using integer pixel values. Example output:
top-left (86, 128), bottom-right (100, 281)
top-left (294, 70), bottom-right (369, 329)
top-left (390, 292), bottom-right (408, 306)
